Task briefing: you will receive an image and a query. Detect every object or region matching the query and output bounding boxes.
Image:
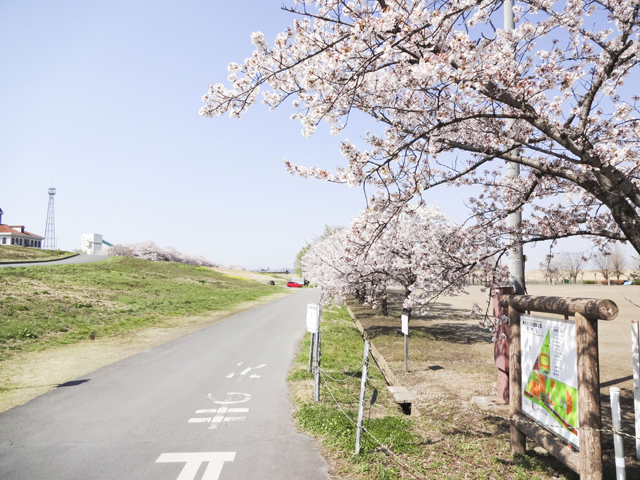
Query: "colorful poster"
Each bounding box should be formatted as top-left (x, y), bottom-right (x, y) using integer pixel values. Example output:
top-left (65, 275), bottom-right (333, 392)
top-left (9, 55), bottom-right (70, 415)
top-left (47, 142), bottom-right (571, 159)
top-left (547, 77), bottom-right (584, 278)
top-left (521, 314), bottom-right (579, 447)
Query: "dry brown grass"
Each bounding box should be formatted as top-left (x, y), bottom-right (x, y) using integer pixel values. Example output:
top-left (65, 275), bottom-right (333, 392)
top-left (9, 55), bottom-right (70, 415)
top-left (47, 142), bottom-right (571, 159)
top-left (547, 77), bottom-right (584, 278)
top-left (345, 284), bottom-right (640, 478)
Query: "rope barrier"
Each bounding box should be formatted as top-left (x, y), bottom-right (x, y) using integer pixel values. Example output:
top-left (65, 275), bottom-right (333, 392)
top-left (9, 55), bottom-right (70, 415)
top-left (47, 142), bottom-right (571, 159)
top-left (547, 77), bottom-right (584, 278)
top-left (319, 370), bottom-right (427, 480)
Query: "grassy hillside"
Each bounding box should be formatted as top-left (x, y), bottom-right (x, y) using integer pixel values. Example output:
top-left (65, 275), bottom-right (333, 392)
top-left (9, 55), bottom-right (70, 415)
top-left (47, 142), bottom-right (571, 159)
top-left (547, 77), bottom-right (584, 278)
top-left (0, 256), bottom-right (277, 359)
top-left (0, 245), bottom-right (73, 262)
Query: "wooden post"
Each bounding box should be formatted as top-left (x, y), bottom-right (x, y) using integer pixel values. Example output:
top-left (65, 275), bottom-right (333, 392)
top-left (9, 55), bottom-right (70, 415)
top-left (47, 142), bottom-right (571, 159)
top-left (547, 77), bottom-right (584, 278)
top-left (508, 305), bottom-right (526, 454)
top-left (493, 287), bottom-right (514, 403)
top-left (576, 312), bottom-right (603, 480)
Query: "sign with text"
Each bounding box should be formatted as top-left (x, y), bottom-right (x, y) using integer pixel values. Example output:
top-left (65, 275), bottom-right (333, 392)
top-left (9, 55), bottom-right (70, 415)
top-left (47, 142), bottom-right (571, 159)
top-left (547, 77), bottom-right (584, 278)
top-left (306, 304), bottom-right (321, 333)
top-left (521, 314), bottom-right (579, 447)
top-left (401, 315), bottom-right (409, 335)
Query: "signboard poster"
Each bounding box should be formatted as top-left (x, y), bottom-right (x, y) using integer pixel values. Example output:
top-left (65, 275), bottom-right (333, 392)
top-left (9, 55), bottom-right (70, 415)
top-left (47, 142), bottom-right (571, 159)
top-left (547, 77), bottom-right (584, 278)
top-left (521, 314), bottom-right (579, 447)
top-left (401, 315), bottom-right (409, 335)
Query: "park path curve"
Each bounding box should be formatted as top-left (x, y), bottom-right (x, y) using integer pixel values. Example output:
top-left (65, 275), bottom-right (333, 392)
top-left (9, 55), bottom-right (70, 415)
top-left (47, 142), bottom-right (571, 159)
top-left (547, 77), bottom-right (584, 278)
top-left (0, 288), bottom-right (328, 480)
top-left (0, 254), bottom-right (109, 268)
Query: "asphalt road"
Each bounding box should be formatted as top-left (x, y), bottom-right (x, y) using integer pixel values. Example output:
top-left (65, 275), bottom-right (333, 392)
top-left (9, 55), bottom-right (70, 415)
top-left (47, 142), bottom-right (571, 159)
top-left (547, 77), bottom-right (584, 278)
top-left (0, 289), bottom-right (328, 480)
top-left (0, 254), bottom-right (109, 268)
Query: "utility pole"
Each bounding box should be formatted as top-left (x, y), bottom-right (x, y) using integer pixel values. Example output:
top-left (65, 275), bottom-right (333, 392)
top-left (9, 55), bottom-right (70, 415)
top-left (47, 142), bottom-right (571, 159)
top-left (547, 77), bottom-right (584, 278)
top-left (504, 0), bottom-right (525, 295)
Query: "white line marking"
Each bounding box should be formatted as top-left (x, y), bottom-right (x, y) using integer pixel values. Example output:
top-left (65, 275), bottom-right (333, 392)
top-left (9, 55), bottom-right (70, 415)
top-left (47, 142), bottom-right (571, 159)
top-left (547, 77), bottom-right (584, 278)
top-left (235, 364), bottom-right (267, 382)
top-left (195, 408), bottom-right (249, 414)
top-left (207, 392), bottom-right (253, 405)
top-left (156, 452), bottom-right (235, 480)
top-left (188, 418), bottom-right (211, 423)
top-left (225, 362), bottom-right (244, 378)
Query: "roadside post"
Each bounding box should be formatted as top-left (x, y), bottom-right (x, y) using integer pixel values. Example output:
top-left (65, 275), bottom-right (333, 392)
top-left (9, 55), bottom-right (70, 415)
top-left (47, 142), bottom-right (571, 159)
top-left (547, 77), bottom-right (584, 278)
top-left (401, 314), bottom-right (409, 372)
top-left (610, 387), bottom-right (626, 480)
top-left (306, 303), bottom-right (321, 402)
top-left (355, 340), bottom-right (370, 454)
top-left (632, 320), bottom-right (640, 459)
top-left (307, 304), bottom-right (320, 374)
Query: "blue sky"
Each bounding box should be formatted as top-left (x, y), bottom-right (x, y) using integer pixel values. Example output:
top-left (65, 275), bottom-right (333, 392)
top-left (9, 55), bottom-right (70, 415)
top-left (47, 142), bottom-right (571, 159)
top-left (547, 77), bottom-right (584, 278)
top-left (0, 0), bottom-right (627, 270)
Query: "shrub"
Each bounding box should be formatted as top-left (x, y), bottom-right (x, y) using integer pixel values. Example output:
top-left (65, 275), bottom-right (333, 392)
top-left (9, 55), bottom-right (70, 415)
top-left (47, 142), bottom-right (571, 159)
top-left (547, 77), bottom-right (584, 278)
top-left (583, 280), bottom-right (595, 284)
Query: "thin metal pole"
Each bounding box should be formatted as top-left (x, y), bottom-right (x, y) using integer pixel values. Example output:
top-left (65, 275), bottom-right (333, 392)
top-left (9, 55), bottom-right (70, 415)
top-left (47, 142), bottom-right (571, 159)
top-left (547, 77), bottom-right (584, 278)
top-left (355, 340), bottom-right (370, 454)
top-left (404, 333), bottom-right (408, 373)
top-left (610, 387), bottom-right (626, 479)
top-left (314, 331), bottom-right (321, 402)
top-left (308, 332), bottom-right (315, 374)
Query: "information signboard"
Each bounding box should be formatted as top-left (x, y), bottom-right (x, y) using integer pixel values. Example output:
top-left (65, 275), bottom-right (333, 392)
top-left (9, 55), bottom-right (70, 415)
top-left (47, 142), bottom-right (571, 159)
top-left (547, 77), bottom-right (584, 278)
top-left (401, 315), bottom-right (409, 336)
top-left (307, 304), bottom-right (320, 333)
top-left (521, 314), bottom-right (579, 447)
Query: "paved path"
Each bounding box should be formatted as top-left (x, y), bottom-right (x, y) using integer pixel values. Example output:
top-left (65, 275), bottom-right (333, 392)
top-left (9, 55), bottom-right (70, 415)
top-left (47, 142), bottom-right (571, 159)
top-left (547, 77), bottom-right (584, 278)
top-left (0, 289), bottom-right (328, 480)
top-left (0, 254), bottom-right (109, 268)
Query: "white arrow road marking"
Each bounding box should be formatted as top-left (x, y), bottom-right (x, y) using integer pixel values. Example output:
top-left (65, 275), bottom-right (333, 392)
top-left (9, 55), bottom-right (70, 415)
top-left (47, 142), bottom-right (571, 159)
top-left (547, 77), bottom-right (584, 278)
top-left (225, 362), bottom-right (244, 379)
top-left (156, 452), bottom-right (235, 480)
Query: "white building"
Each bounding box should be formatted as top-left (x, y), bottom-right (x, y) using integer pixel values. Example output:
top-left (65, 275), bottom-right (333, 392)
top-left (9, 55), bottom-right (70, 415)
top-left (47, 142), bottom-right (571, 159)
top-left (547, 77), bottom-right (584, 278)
top-left (81, 233), bottom-right (103, 255)
top-left (0, 207), bottom-right (44, 248)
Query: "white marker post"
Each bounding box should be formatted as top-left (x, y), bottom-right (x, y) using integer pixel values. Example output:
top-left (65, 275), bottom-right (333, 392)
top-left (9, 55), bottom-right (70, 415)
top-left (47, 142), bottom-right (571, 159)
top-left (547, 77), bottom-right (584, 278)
top-left (632, 320), bottom-right (640, 459)
top-left (307, 304), bottom-right (320, 373)
top-left (355, 340), bottom-right (370, 455)
top-left (610, 387), bottom-right (626, 479)
top-left (306, 303), bottom-right (322, 402)
top-left (401, 314), bottom-right (409, 372)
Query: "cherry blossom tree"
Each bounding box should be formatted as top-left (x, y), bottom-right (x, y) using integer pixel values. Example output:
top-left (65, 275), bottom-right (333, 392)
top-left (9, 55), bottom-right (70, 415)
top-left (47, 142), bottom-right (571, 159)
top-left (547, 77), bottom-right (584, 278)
top-left (303, 203), bottom-right (507, 316)
top-left (103, 241), bottom-right (219, 267)
top-left (201, 0), bottom-right (640, 259)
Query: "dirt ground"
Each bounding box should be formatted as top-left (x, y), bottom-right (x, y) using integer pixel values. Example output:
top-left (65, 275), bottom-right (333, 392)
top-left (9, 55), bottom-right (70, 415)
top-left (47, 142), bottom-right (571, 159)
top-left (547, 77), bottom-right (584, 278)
top-left (347, 284), bottom-right (640, 475)
top-left (0, 291), bottom-right (291, 413)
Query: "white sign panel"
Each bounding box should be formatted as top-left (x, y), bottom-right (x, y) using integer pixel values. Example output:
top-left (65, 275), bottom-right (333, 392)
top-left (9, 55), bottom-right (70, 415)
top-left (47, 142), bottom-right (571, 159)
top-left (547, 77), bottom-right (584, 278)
top-left (521, 314), bottom-right (579, 447)
top-left (306, 304), bottom-right (320, 333)
top-left (401, 315), bottom-right (409, 336)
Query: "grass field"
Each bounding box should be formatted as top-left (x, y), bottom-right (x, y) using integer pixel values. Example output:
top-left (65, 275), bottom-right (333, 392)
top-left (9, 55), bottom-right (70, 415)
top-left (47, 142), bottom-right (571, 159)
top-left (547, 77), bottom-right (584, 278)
top-left (0, 245), bottom-right (73, 262)
top-left (289, 304), bottom-right (579, 479)
top-left (0, 256), bottom-right (278, 360)
top-left (338, 284), bottom-right (640, 479)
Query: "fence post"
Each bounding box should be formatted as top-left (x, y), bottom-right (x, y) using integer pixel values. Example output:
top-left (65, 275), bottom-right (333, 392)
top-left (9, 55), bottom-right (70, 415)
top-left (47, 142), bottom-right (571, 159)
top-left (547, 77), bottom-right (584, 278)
top-left (632, 320), bottom-right (640, 460)
top-left (610, 387), bottom-right (626, 480)
top-left (308, 332), bottom-right (315, 374)
top-left (576, 312), bottom-right (603, 480)
top-left (355, 340), bottom-right (370, 454)
top-left (508, 305), bottom-right (526, 454)
top-left (314, 331), bottom-right (321, 402)
top-left (402, 314), bottom-right (409, 373)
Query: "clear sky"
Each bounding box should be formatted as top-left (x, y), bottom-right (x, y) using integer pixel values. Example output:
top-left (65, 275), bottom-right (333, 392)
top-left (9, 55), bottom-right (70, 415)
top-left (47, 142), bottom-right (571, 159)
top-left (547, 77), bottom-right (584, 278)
top-left (0, 1), bottom-right (629, 270)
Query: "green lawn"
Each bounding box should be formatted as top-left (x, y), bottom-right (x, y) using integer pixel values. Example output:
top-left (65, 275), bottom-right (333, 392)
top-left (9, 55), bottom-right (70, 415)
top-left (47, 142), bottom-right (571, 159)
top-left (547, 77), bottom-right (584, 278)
top-left (0, 245), bottom-right (73, 262)
top-left (0, 256), bottom-right (276, 359)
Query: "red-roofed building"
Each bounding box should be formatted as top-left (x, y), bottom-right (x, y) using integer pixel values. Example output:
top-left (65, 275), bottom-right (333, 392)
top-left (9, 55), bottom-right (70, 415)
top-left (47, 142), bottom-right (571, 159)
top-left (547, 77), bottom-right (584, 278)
top-left (0, 207), bottom-right (44, 248)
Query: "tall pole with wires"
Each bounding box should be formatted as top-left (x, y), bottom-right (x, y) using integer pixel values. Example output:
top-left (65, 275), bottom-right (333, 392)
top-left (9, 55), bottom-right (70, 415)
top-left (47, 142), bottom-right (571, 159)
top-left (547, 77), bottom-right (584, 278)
top-left (504, 0), bottom-right (525, 295)
top-left (43, 188), bottom-right (57, 250)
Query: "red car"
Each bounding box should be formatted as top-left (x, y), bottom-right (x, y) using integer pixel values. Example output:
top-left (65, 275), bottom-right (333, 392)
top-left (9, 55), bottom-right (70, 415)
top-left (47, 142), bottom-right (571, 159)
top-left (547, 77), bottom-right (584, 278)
top-left (286, 281), bottom-right (303, 288)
